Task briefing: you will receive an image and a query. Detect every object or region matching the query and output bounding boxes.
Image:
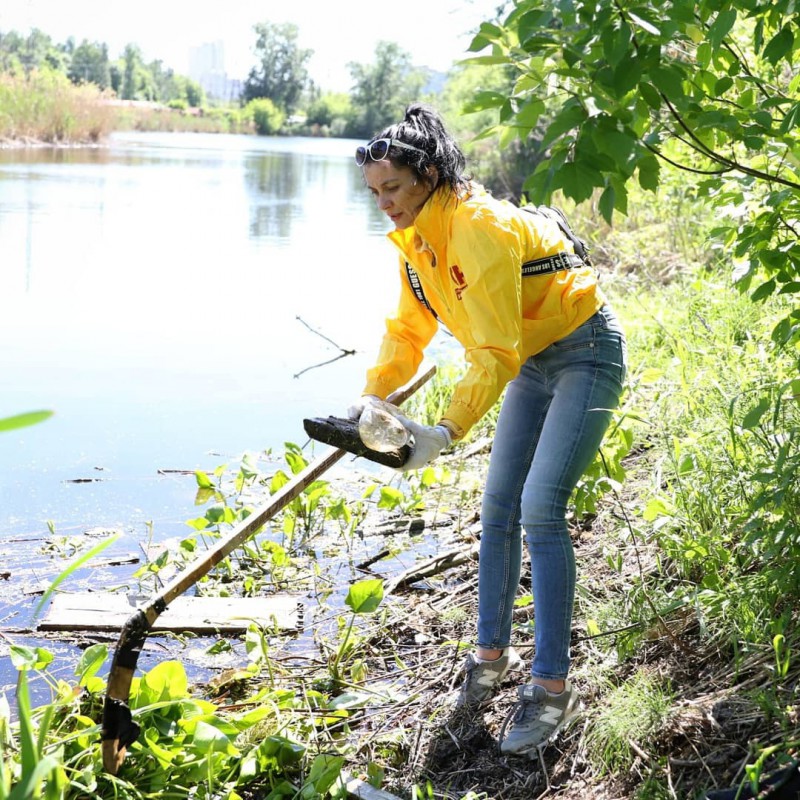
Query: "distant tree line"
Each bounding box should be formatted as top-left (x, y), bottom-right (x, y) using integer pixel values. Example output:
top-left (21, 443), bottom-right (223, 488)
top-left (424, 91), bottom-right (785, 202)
top-left (0, 22), bottom-right (448, 138)
top-left (0, 10), bottom-right (544, 199)
top-left (240, 22), bottom-right (431, 139)
top-left (0, 28), bottom-right (205, 108)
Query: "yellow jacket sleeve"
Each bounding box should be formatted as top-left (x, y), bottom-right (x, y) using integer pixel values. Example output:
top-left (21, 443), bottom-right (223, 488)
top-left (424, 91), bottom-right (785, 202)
top-left (362, 258), bottom-right (439, 399)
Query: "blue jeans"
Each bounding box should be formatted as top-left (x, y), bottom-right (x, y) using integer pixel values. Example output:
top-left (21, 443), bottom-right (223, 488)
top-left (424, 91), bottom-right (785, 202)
top-left (477, 305), bottom-right (627, 680)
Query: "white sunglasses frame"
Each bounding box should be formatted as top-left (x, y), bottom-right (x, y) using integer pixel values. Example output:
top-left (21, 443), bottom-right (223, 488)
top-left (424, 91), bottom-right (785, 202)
top-left (355, 137), bottom-right (426, 166)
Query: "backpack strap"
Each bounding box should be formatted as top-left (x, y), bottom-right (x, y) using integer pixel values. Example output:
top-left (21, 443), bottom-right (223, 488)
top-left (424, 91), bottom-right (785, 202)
top-left (405, 261), bottom-right (438, 319)
top-left (404, 205), bottom-right (591, 313)
top-left (521, 251), bottom-right (586, 276)
top-left (522, 205), bottom-right (592, 266)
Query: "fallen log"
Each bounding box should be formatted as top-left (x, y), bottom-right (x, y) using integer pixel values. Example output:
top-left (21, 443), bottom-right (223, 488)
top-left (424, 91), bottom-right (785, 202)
top-left (384, 542), bottom-right (479, 595)
top-left (303, 416), bottom-right (409, 468)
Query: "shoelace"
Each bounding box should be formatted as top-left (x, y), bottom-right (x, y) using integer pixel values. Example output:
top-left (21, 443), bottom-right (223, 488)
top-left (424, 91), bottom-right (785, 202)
top-left (512, 694), bottom-right (545, 723)
top-left (498, 692), bottom-right (546, 746)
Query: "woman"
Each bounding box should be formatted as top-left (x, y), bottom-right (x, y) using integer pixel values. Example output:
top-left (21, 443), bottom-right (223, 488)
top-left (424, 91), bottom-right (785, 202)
top-left (347, 104), bottom-right (627, 756)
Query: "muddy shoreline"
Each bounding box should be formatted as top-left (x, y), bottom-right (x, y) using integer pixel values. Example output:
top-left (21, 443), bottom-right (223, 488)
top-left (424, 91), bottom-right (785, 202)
top-left (0, 426), bottom-right (786, 798)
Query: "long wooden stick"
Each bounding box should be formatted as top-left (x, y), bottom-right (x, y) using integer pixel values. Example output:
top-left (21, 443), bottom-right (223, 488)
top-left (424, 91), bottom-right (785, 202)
top-left (101, 364), bottom-right (436, 775)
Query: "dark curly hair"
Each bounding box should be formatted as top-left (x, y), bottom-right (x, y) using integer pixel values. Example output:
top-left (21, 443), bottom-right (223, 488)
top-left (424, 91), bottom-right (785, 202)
top-left (366, 103), bottom-right (469, 194)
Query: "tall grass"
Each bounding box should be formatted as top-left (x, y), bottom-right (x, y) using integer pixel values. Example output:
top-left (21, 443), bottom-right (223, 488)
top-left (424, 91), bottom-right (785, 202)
top-left (0, 69), bottom-right (255, 143)
top-left (567, 259), bottom-right (800, 797)
top-left (625, 273), bottom-right (798, 647)
top-left (0, 69), bottom-right (115, 143)
top-left (584, 670), bottom-right (674, 774)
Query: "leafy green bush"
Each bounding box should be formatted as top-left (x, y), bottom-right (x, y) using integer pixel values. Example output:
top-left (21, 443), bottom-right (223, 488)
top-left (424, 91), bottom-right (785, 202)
top-left (304, 92), bottom-right (352, 134)
top-left (243, 97), bottom-right (284, 136)
top-left (468, 0), bottom-right (800, 344)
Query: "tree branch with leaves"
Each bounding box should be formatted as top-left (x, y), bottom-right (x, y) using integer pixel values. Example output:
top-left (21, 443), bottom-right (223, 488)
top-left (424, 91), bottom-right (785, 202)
top-left (465, 0), bottom-right (799, 345)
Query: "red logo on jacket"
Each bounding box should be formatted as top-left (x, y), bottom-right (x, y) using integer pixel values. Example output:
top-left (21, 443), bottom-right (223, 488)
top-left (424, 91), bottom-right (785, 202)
top-left (450, 264), bottom-right (468, 300)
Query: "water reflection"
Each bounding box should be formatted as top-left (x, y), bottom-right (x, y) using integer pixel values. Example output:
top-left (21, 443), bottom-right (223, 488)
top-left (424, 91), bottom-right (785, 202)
top-left (245, 152), bottom-right (301, 240)
top-left (0, 130), bottom-right (460, 700)
top-left (0, 131), bottom-right (404, 542)
top-left (0, 146), bottom-right (112, 167)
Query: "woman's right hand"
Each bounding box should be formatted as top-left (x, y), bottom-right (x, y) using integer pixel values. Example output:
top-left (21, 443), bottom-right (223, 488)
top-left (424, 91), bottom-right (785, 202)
top-left (346, 394), bottom-right (382, 420)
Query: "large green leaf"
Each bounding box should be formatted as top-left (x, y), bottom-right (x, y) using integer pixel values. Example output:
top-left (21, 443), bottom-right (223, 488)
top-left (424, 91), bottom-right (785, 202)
top-left (599, 185), bottom-right (616, 224)
top-left (637, 153), bottom-right (660, 191)
top-left (345, 578), bottom-right (384, 614)
top-left (306, 754), bottom-right (345, 796)
top-left (708, 9), bottom-right (737, 48)
top-left (762, 25), bottom-right (795, 65)
top-left (649, 65), bottom-right (686, 97)
top-left (557, 161), bottom-right (604, 204)
top-left (541, 103), bottom-right (587, 148)
top-left (594, 127), bottom-right (638, 164)
top-left (463, 90), bottom-right (508, 113)
top-left (75, 643), bottom-right (108, 686)
top-left (190, 720), bottom-right (239, 755)
top-left (639, 82), bottom-right (662, 109)
top-left (133, 660), bottom-right (189, 707)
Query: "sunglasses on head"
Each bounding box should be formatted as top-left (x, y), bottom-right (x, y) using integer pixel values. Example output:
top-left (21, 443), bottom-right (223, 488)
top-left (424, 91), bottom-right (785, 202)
top-left (355, 138), bottom-right (426, 166)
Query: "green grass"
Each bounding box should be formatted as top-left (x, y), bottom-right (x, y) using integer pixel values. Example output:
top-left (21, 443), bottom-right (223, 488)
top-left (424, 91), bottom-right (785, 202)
top-left (584, 670), bottom-right (674, 774)
top-left (608, 270), bottom-right (800, 651)
top-left (0, 68), bottom-right (253, 143)
top-left (569, 261), bottom-right (800, 795)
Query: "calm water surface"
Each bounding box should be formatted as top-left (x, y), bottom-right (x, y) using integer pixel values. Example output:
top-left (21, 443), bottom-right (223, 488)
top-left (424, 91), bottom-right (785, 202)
top-left (0, 132), bottom-right (455, 692)
top-left (1, 132), bottom-right (425, 539)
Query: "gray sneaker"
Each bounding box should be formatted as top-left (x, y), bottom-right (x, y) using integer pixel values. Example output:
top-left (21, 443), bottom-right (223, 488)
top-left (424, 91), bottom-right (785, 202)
top-left (499, 680), bottom-right (581, 755)
top-left (455, 648), bottom-right (523, 708)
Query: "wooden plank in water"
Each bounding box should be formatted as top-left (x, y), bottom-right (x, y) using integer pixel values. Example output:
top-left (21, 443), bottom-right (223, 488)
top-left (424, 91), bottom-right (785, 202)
top-left (39, 592), bottom-right (301, 634)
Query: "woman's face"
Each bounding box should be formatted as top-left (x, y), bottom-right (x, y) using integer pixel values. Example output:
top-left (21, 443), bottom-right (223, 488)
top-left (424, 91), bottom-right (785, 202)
top-left (363, 160), bottom-right (436, 230)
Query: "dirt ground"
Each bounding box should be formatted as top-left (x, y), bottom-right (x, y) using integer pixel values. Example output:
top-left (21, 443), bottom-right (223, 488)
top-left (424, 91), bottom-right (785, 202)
top-left (3, 437), bottom-right (796, 800)
top-left (321, 445), bottom-right (798, 800)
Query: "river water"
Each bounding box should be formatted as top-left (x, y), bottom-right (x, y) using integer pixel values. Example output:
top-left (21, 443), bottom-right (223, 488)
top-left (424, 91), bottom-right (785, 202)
top-left (1, 132), bottom-right (405, 539)
top-left (0, 132), bottom-right (455, 695)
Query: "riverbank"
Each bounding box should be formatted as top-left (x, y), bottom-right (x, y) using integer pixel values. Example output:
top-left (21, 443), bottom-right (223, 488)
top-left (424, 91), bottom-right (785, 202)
top-left (0, 71), bottom-right (251, 144)
top-left (2, 265), bottom-right (798, 799)
top-left (0, 135), bottom-right (106, 149)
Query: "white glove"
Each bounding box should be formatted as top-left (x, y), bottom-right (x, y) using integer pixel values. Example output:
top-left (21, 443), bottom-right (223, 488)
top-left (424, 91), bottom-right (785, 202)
top-left (346, 394), bottom-right (382, 420)
top-left (394, 415), bottom-right (452, 471)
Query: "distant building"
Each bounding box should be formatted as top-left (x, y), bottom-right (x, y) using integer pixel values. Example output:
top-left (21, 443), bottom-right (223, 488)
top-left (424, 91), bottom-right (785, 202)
top-left (189, 40), bottom-right (242, 103)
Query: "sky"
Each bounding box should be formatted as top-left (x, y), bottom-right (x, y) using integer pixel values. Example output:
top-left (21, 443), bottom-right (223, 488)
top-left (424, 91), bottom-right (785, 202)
top-left (0, 0), bottom-right (507, 92)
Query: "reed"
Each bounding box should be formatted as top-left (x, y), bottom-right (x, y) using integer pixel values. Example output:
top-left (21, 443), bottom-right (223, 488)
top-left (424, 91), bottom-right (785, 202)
top-left (0, 69), bottom-right (115, 144)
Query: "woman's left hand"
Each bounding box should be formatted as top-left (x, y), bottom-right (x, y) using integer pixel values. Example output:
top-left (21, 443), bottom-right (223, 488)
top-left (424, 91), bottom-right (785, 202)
top-left (395, 416), bottom-right (452, 470)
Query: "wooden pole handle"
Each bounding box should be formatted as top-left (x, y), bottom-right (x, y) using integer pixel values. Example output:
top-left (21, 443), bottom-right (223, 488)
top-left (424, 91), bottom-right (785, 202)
top-left (101, 362), bottom-right (436, 774)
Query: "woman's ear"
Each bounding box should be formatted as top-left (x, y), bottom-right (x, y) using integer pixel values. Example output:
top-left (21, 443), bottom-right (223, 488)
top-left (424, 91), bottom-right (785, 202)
top-left (424, 165), bottom-right (439, 190)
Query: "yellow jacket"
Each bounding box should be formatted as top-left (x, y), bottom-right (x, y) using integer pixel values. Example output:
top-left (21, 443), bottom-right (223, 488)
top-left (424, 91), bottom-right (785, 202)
top-left (363, 183), bottom-right (604, 438)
